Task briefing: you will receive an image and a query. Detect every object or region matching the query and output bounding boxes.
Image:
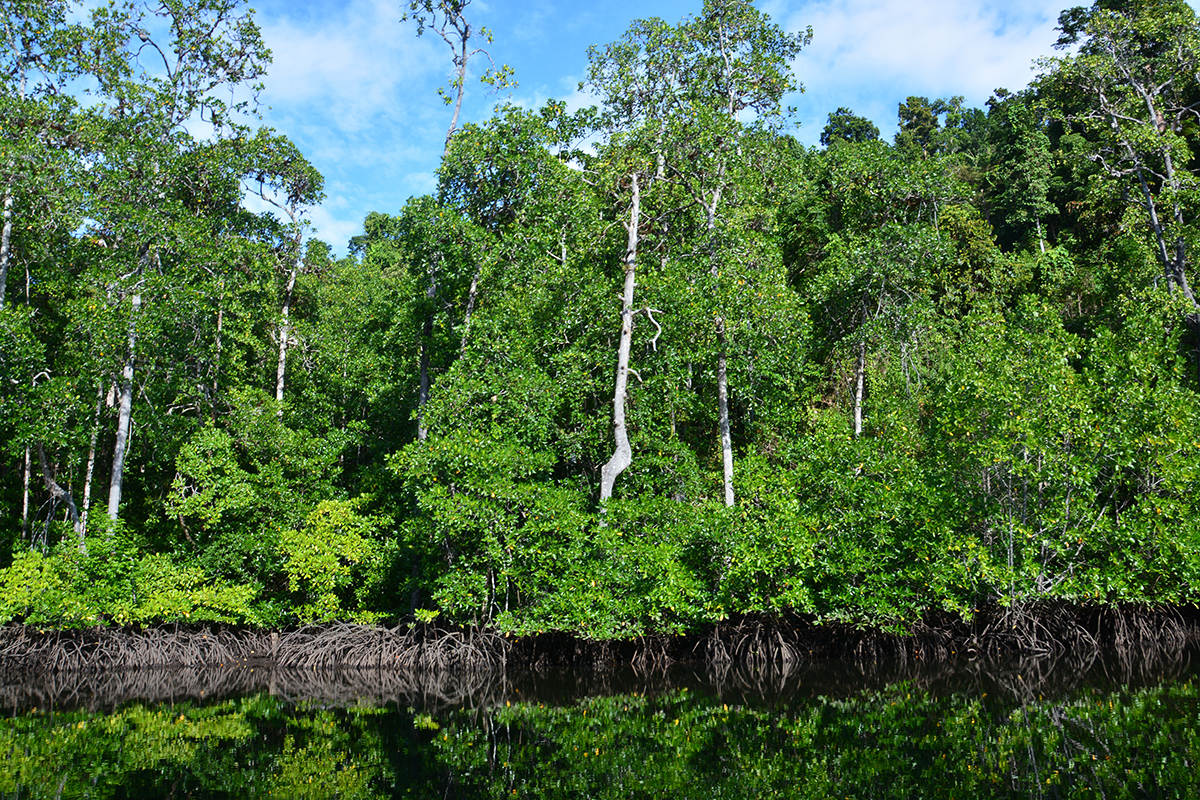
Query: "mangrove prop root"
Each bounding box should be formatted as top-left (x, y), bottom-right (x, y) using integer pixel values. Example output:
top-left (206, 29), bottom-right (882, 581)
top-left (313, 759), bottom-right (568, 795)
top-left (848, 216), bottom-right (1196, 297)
top-left (0, 622), bottom-right (509, 675)
top-left (0, 604), bottom-right (1195, 679)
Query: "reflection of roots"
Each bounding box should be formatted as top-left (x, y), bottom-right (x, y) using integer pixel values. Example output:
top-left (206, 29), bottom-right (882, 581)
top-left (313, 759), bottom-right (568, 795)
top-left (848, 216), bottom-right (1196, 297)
top-left (0, 665), bottom-right (512, 714)
top-left (277, 623), bottom-right (508, 672)
top-left (0, 622), bottom-right (509, 675)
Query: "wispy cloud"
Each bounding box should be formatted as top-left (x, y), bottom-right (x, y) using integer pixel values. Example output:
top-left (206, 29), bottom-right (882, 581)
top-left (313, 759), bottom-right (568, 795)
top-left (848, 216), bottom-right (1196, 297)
top-left (241, 0), bottom-right (456, 249)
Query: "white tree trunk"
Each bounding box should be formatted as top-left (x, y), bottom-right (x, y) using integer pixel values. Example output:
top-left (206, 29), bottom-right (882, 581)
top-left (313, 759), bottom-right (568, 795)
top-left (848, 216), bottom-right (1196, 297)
top-left (717, 320), bottom-right (734, 507)
top-left (706, 187), bottom-right (735, 507)
top-left (0, 185), bottom-right (12, 310)
top-left (36, 443), bottom-right (80, 533)
top-left (1107, 107), bottom-right (1198, 310)
top-left (21, 444), bottom-right (30, 540)
top-left (107, 291), bottom-right (141, 522)
top-left (0, 69), bottom-right (22, 311)
top-left (78, 381), bottom-right (104, 547)
top-left (600, 174), bottom-right (642, 503)
top-left (445, 40), bottom-right (469, 155)
top-left (1160, 146), bottom-right (1198, 309)
top-left (853, 339), bottom-right (865, 439)
top-left (460, 266), bottom-right (481, 353)
top-left (275, 264), bottom-right (298, 417)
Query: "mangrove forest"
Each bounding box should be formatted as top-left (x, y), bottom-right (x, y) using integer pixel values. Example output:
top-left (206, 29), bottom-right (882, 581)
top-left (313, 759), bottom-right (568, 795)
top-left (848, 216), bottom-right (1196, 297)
top-left (3, 0), bottom-right (1200, 660)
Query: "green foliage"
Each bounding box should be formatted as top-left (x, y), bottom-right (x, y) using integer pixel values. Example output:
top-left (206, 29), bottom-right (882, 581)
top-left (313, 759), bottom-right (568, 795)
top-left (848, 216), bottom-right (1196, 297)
top-left (0, 696), bottom-right (391, 799)
top-left (0, 536), bottom-right (258, 627)
top-left (894, 95), bottom-right (986, 159)
top-left (167, 389), bottom-right (350, 599)
top-left (820, 107), bottom-right (880, 147)
top-left (984, 90), bottom-right (1055, 251)
top-left (390, 429), bottom-right (581, 625)
top-left (515, 497), bottom-right (713, 637)
top-left (281, 498), bottom-right (387, 623)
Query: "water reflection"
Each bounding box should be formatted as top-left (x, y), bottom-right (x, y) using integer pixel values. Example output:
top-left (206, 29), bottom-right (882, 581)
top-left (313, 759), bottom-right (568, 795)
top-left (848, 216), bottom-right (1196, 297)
top-left (0, 650), bottom-right (1196, 798)
top-left (3, 646), bottom-right (1194, 713)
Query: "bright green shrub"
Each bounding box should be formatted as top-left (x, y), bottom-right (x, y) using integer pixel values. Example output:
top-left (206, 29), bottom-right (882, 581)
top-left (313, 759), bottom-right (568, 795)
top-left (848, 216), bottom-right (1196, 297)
top-left (0, 538), bottom-right (258, 627)
top-left (280, 497), bottom-right (386, 622)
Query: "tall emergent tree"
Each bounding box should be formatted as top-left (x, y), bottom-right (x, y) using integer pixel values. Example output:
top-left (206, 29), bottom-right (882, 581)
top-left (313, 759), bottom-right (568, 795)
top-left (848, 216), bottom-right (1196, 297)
top-left (0, 0), bottom-right (86, 310)
top-left (985, 90), bottom-right (1055, 252)
top-left (585, 14), bottom-right (682, 503)
top-left (245, 131), bottom-right (325, 417)
top-left (1, 0), bottom-right (91, 543)
top-left (671, 0), bottom-right (808, 507)
top-left (820, 107), bottom-right (880, 147)
top-left (586, 0), bottom-right (809, 505)
top-left (403, 0), bottom-right (516, 441)
top-left (402, 0), bottom-right (516, 155)
top-left (1041, 0), bottom-right (1200, 307)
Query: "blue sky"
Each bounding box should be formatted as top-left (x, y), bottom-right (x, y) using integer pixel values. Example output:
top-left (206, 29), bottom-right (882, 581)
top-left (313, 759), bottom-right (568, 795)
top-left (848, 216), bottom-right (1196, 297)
top-left (242, 0), bottom-right (1073, 253)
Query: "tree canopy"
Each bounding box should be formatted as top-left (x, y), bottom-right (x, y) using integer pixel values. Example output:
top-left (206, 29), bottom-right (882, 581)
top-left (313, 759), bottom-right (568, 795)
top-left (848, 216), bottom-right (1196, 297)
top-left (4, 0), bottom-right (1200, 637)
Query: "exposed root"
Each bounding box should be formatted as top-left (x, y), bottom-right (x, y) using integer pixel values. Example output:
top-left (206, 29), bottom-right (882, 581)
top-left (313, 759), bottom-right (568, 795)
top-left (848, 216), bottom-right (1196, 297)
top-left (0, 622), bottom-right (508, 675)
top-left (0, 604), bottom-right (1195, 680)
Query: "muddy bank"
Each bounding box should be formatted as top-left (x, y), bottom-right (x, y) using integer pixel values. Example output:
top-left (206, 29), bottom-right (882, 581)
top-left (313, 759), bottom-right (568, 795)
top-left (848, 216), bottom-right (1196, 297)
top-left (1, 603), bottom-right (1197, 676)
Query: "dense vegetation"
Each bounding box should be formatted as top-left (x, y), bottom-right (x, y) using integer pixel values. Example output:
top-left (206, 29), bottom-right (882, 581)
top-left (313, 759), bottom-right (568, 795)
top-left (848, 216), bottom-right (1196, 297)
top-left (3, 0), bottom-right (1200, 638)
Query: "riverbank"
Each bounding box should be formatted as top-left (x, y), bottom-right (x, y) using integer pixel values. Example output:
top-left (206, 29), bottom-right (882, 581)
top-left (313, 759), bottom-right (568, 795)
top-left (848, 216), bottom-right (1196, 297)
top-left (2, 602), bottom-right (1196, 675)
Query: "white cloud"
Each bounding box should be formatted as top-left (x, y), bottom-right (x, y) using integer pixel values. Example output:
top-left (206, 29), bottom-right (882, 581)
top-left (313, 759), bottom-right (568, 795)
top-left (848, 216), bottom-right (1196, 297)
top-left (303, 204), bottom-right (365, 253)
top-left (256, 0), bottom-right (440, 130)
top-left (239, 0), bottom-right (461, 251)
top-left (773, 0), bottom-right (1060, 143)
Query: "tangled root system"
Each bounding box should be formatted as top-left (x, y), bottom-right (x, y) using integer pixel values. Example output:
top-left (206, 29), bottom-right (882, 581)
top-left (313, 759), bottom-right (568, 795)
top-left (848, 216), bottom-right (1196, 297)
top-left (1, 604), bottom-right (1195, 680)
top-left (0, 622), bottom-right (508, 675)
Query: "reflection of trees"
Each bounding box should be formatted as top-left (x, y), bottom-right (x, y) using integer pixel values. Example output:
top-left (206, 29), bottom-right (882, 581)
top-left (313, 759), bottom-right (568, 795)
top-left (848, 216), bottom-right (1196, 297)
top-left (1, 649), bottom-right (1197, 799)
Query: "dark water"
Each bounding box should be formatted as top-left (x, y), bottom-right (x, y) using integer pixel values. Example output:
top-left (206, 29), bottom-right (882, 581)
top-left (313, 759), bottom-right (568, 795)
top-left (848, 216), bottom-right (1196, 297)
top-left (2, 650), bottom-right (1198, 798)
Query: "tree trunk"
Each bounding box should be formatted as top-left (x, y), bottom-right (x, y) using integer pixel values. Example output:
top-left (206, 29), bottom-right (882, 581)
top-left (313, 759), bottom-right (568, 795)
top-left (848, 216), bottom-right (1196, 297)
top-left (460, 265), bottom-right (481, 353)
top-left (600, 173), bottom-right (642, 503)
top-left (0, 68), bottom-right (22, 311)
top-left (36, 443), bottom-right (80, 534)
top-left (275, 263), bottom-right (298, 417)
top-left (1133, 159), bottom-right (1189, 300)
top-left (444, 38), bottom-right (470, 155)
top-left (1109, 110), bottom-right (1198, 309)
top-left (0, 185), bottom-right (12, 310)
top-left (79, 381), bottom-right (104, 546)
top-left (853, 339), bottom-right (865, 439)
top-left (21, 444), bottom-right (30, 541)
top-left (717, 320), bottom-right (734, 507)
top-left (1160, 145), bottom-right (1198, 308)
top-left (107, 290), bottom-right (141, 522)
top-left (706, 186), bottom-right (734, 506)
